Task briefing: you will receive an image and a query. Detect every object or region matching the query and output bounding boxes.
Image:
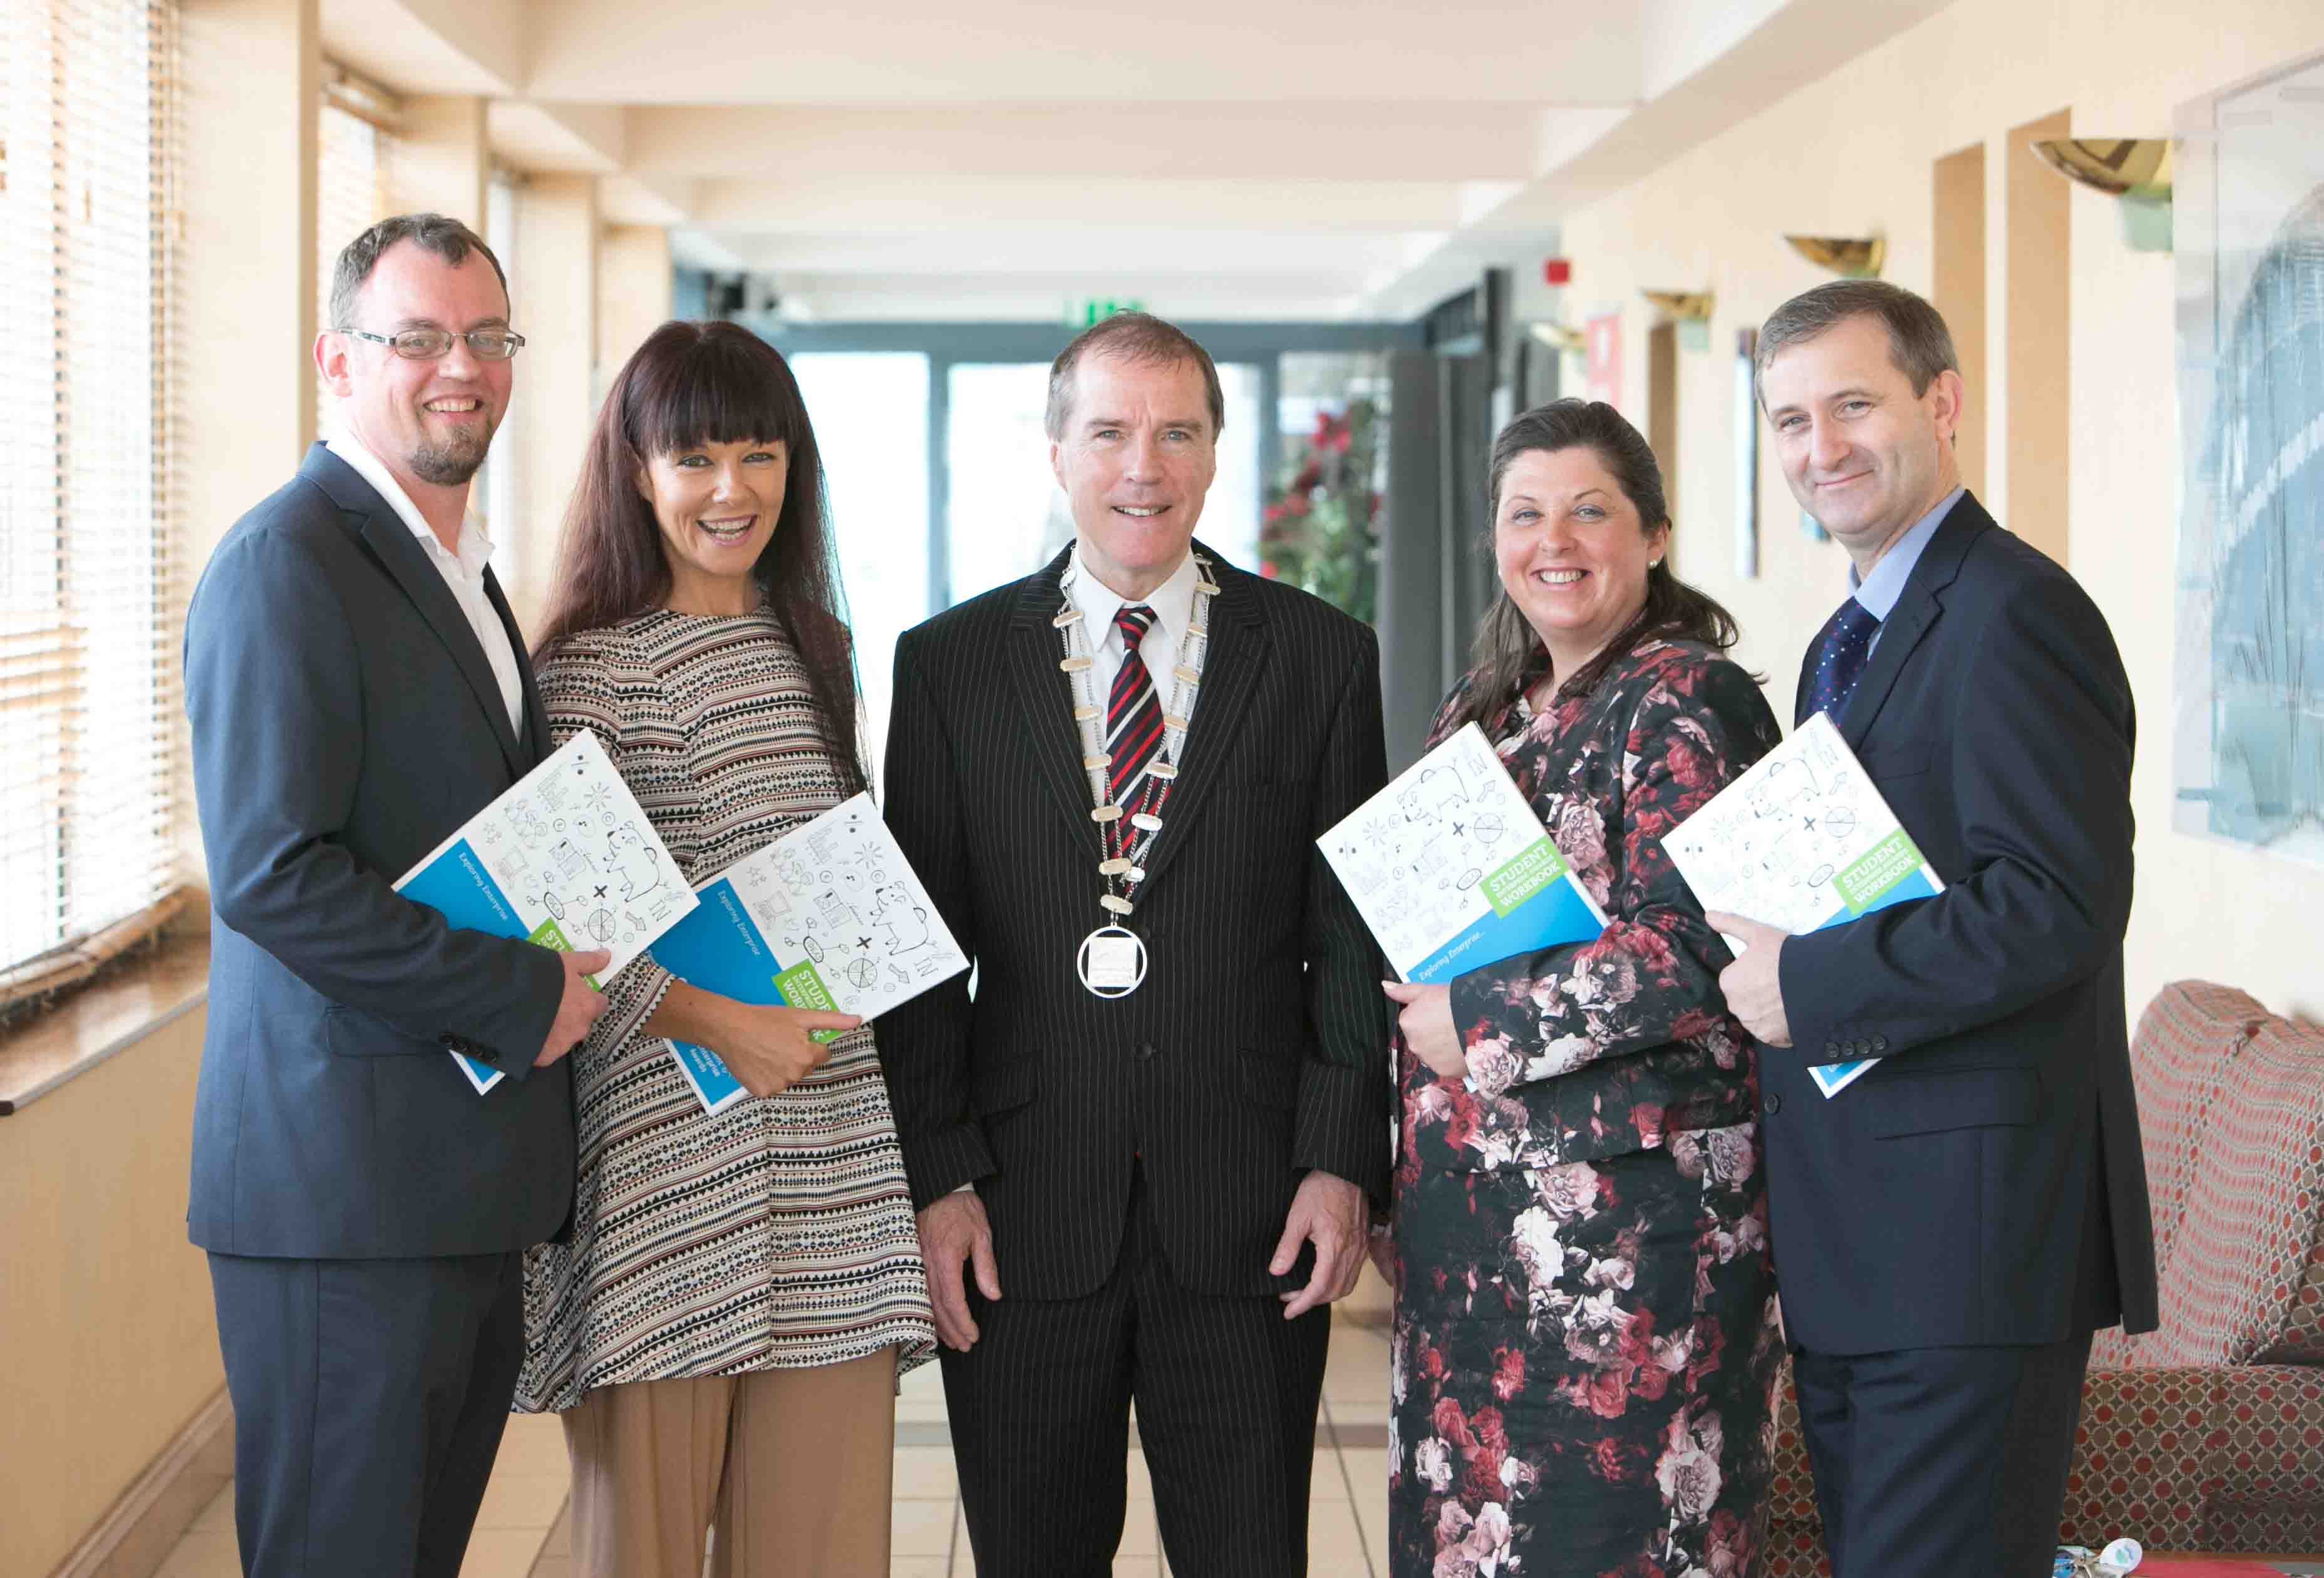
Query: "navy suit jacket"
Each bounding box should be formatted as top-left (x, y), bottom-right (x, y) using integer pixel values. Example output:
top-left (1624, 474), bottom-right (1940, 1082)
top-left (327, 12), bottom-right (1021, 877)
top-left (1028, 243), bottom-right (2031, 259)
top-left (1768, 492), bottom-right (2159, 1353)
top-left (184, 444), bottom-right (572, 1259)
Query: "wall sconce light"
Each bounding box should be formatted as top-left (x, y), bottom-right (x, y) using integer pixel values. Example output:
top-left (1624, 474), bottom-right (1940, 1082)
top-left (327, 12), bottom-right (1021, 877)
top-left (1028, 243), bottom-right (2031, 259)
top-left (2030, 138), bottom-right (2173, 251)
top-left (1640, 290), bottom-right (1714, 351)
top-left (1784, 234), bottom-right (1886, 278)
top-left (1526, 322), bottom-right (1586, 355)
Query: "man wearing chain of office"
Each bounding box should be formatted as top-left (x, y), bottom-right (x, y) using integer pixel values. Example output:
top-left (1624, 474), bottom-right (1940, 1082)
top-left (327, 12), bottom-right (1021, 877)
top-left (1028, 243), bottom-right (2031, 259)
top-left (879, 311), bottom-right (1390, 1575)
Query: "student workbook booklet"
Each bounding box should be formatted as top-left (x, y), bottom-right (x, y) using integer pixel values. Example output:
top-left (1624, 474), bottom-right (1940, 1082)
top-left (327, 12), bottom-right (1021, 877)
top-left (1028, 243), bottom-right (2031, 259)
top-left (1661, 711), bottom-right (1945, 1096)
top-left (393, 731), bottom-right (698, 1094)
top-left (1318, 722), bottom-right (1606, 986)
top-left (648, 793), bottom-right (969, 1115)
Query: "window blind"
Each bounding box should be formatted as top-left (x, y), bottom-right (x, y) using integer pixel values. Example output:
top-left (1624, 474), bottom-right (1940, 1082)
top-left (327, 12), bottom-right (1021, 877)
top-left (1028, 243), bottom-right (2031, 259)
top-left (0, 0), bottom-right (185, 998)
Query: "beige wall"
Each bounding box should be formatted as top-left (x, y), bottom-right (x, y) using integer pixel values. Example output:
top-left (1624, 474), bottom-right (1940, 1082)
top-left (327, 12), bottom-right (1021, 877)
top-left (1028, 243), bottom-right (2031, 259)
top-left (597, 223), bottom-right (673, 384)
top-left (1548, 0), bottom-right (2324, 1022)
top-left (176, 0), bottom-right (319, 888)
top-left (507, 173), bottom-right (602, 626)
top-left (0, 1011), bottom-right (220, 1578)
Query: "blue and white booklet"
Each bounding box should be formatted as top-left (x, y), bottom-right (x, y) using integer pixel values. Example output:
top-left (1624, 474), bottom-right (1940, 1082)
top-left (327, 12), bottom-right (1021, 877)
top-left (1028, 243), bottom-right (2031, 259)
top-left (648, 793), bottom-right (969, 1115)
top-left (1661, 712), bottom-right (1946, 1096)
top-left (393, 731), bottom-right (697, 1094)
top-left (1319, 722), bottom-right (1608, 986)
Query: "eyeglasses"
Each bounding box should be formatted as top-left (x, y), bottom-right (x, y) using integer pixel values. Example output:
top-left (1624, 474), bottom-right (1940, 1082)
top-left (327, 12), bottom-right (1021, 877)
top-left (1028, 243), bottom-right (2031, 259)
top-left (339, 327), bottom-right (527, 361)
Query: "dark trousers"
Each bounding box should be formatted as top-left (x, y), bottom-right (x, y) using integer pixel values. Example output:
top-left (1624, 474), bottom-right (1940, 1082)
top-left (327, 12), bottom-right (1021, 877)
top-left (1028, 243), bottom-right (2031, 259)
top-left (1793, 1334), bottom-right (2094, 1578)
top-left (939, 1170), bottom-right (1332, 1577)
top-left (207, 1250), bottom-right (525, 1578)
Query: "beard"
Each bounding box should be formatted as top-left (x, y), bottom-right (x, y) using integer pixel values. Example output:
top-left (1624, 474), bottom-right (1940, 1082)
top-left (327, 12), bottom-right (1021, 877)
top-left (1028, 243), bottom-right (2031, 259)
top-left (408, 413), bottom-right (497, 486)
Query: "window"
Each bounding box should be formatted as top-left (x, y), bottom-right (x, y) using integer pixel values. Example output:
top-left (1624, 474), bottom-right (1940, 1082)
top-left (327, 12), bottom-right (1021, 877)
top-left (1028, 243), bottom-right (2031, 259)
top-left (788, 353), bottom-right (932, 778)
top-left (314, 71), bottom-right (398, 438)
top-left (0, 0), bottom-right (183, 993)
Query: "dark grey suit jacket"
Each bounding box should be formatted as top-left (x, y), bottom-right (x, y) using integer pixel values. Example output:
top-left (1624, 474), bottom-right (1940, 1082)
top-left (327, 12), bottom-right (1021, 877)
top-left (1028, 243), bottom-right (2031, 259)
top-left (879, 545), bottom-right (1392, 1301)
top-left (183, 444), bottom-right (572, 1259)
top-left (1769, 492), bottom-right (2159, 1352)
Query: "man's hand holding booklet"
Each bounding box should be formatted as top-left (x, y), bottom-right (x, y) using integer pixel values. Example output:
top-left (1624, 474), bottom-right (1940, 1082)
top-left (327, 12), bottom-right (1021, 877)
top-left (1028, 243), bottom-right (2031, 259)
top-left (1660, 713), bottom-right (1944, 1096)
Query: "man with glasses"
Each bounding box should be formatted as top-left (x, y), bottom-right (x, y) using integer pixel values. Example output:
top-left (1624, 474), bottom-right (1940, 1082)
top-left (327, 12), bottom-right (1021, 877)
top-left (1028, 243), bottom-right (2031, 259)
top-left (183, 213), bottom-right (607, 1578)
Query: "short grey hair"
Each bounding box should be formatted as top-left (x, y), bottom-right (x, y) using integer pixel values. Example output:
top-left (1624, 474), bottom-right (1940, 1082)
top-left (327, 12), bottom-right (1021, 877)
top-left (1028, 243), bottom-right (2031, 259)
top-left (328, 212), bottom-right (509, 333)
top-left (1044, 311), bottom-right (1225, 441)
top-left (1754, 279), bottom-right (1958, 408)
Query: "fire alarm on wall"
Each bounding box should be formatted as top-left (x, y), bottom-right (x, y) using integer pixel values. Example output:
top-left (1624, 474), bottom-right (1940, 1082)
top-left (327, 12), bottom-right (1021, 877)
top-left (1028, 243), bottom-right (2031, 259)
top-left (1543, 258), bottom-right (1573, 286)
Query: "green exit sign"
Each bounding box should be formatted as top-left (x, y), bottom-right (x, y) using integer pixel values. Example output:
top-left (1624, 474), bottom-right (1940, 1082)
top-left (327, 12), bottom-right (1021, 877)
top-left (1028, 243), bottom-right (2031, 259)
top-left (1068, 297), bottom-right (1146, 326)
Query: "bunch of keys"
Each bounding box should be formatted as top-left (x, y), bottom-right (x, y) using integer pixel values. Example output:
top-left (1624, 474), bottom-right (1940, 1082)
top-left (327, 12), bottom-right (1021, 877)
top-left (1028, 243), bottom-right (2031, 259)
top-left (2053, 1538), bottom-right (2144, 1578)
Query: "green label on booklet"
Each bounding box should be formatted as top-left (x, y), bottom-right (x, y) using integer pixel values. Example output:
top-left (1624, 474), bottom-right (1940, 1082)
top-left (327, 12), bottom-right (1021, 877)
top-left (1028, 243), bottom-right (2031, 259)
top-left (1483, 837), bottom-right (1568, 918)
top-left (527, 915), bottom-right (603, 988)
top-left (1836, 828), bottom-right (1925, 914)
top-left (775, 960), bottom-right (845, 1043)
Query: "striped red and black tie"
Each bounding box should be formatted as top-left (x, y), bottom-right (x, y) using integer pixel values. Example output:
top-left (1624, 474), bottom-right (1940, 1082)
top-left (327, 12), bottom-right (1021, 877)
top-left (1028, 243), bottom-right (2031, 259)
top-left (1105, 604), bottom-right (1165, 803)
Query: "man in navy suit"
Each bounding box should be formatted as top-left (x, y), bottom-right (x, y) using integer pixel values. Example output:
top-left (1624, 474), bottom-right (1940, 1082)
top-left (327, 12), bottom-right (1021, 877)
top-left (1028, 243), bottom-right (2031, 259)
top-left (1710, 281), bottom-right (2157, 1578)
top-left (184, 214), bottom-right (609, 1578)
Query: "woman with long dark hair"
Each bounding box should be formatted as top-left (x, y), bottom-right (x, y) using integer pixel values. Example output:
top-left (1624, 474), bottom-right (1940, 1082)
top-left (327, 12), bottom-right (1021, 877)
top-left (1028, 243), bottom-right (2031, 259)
top-left (1376, 400), bottom-right (1783, 1577)
top-left (515, 320), bottom-right (934, 1578)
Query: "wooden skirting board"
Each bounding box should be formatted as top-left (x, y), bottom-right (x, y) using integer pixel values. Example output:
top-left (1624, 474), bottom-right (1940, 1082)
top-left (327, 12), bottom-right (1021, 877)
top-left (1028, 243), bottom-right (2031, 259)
top-left (50, 1387), bottom-right (233, 1578)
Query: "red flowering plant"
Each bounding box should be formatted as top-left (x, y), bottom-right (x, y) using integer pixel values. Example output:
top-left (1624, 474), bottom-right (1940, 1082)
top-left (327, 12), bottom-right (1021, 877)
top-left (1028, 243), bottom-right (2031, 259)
top-left (1258, 400), bottom-right (1381, 624)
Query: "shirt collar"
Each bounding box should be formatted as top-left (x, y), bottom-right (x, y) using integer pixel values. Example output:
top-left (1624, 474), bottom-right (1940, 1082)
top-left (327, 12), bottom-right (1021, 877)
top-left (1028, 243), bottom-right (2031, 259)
top-left (1850, 485), bottom-right (1963, 622)
top-left (1065, 543), bottom-right (1200, 656)
top-left (326, 431), bottom-right (494, 579)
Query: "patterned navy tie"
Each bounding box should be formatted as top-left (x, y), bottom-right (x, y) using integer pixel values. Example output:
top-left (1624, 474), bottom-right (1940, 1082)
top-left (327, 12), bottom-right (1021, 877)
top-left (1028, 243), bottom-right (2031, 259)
top-left (1804, 598), bottom-right (1882, 724)
top-left (1105, 604), bottom-right (1165, 802)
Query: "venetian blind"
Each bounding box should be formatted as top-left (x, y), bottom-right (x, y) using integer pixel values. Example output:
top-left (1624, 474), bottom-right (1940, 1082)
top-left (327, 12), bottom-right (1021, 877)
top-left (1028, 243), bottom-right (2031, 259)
top-left (0, 0), bottom-right (185, 993)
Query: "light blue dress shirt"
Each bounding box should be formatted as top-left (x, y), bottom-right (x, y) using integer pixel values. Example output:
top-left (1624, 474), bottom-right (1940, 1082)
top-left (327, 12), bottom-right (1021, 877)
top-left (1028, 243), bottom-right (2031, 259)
top-left (1849, 487), bottom-right (1963, 656)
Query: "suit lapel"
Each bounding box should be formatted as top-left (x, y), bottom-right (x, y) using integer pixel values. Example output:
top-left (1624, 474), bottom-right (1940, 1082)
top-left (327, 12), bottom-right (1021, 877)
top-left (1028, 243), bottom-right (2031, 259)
top-left (1133, 552), bottom-right (1269, 898)
top-left (304, 445), bottom-right (525, 777)
top-left (1006, 548), bottom-right (1109, 867)
top-left (1837, 492), bottom-right (1992, 748)
top-left (485, 567), bottom-right (548, 770)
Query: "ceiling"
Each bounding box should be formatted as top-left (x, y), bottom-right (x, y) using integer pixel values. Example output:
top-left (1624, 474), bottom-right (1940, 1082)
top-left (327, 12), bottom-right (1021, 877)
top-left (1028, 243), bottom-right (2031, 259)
top-left (322, 0), bottom-right (1954, 322)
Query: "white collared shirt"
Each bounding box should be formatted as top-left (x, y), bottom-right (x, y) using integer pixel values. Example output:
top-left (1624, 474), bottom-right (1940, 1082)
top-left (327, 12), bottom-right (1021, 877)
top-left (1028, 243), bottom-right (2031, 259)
top-left (1064, 544), bottom-right (1204, 730)
top-left (327, 434), bottom-right (525, 734)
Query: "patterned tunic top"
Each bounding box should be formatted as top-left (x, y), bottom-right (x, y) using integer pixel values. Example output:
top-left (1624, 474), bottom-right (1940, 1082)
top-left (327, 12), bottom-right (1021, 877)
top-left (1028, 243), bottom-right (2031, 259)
top-left (515, 609), bottom-right (936, 1413)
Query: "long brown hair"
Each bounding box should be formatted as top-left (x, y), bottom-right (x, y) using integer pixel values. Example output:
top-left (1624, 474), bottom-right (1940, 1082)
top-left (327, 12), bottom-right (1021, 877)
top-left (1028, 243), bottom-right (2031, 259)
top-left (1447, 398), bottom-right (1744, 736)
top-left (533, 320), bottom-right (864, 791)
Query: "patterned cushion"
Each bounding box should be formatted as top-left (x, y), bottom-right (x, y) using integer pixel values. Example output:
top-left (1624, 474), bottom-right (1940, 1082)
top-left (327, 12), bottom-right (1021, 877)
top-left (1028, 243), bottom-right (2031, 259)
top-left (2095, 983), bottom-right (2271, 1369)
top-left (2066, 1364), bottom-right (2324, 1551)
top-left (2237, 1021), bottom-right (2324, 1364)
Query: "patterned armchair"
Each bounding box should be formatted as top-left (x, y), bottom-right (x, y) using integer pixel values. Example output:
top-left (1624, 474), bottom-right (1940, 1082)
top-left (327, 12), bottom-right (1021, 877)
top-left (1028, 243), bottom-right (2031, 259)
top-left (1762, 981), bottom-right (2324, 1575)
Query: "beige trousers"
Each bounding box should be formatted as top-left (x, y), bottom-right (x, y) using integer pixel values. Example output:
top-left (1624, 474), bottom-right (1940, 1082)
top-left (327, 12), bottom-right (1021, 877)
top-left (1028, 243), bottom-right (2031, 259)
top-left (559, 1348), bottom-right (899, 1578)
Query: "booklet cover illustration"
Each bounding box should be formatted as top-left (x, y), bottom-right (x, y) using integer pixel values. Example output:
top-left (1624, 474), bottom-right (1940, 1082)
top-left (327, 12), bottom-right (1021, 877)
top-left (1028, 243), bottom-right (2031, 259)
top-left (648, 793), bottom-right (969, 1115)
top-left (1661, 712), bottom-right (1945, 1096)
top-left (1319, 722), bottom-right (1607, 986)
top-left (393, 731), bottom-right (697, 1094)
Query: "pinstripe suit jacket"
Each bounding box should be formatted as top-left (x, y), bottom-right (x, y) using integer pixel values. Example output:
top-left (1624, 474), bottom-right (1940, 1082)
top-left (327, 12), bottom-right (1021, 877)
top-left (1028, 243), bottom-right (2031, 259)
top-left (879, 544), bottom-right (1393, 1301)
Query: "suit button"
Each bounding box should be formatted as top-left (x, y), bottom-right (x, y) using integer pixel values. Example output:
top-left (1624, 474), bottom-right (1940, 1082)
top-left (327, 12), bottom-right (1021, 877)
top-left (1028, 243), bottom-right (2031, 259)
top-left (1872, 1035), bottom-right (1889, 1053)
top-left (1825, 1041), bottom-right (1842, 1056)
top-left (1137, 1042), bottom-right (1157, 1062)
top-left (1765, 1092), bottom-right (1784, 1116)
top-left (439, 1033), bottom-right (458, 1048)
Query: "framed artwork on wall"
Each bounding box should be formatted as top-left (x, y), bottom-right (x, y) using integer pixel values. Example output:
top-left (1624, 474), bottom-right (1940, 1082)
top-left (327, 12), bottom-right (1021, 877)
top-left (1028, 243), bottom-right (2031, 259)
top-left (2172, 44), bottom-right (2324, 867)
top-left (1734, 327), bottom-right (1760, 579)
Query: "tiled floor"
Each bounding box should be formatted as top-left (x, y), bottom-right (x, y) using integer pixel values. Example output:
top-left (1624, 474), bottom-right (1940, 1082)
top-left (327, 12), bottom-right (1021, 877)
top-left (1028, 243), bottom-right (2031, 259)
top-left (158, 1274), bottom-right (1395, 1578)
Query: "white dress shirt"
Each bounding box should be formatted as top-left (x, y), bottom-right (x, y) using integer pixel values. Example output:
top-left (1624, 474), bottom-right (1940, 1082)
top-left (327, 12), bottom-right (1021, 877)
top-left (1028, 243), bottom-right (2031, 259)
top-left (327, 435), bottom-right (525, 735)
top-left (1063, 543), bottom-right (1204, 737)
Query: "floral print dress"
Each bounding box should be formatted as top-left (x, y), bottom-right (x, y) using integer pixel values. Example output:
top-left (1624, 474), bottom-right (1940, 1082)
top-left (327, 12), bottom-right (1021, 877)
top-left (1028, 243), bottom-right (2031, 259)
top-left (1387, 641), bottom-right (1785, 1578)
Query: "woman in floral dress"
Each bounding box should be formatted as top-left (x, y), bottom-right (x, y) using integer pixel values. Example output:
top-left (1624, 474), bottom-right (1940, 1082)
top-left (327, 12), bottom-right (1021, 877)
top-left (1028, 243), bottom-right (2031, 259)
top-left (1378, 400), bottom-right (1784, 1578)
top-left (516, 321), bottom-right (934, 1578)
